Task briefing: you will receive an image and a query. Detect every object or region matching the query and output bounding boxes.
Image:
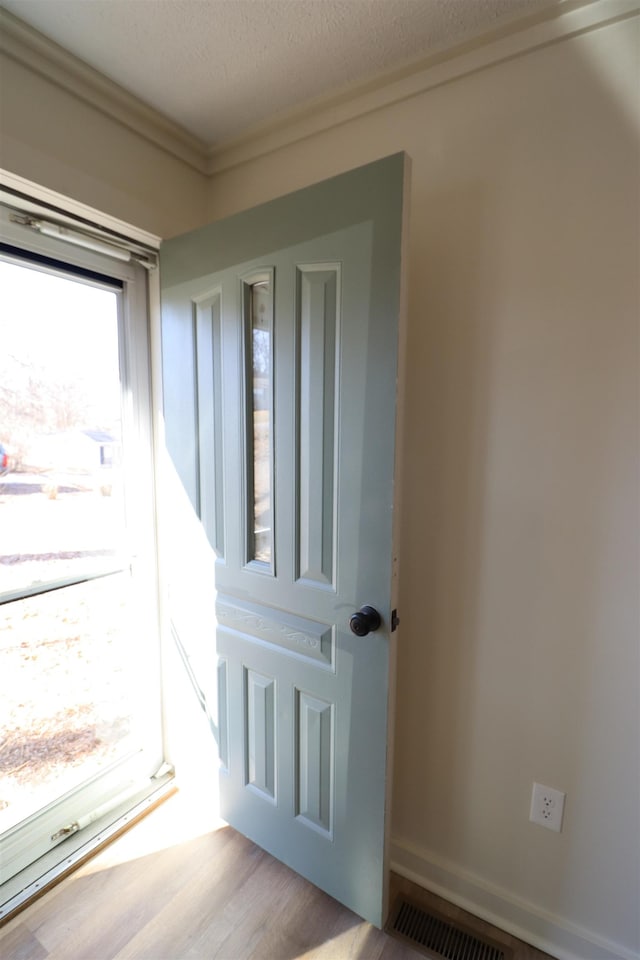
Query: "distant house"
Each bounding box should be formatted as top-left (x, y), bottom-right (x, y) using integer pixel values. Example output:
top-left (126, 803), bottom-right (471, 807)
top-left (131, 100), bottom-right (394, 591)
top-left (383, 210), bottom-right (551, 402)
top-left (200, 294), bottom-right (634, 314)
top-left (24, 429), bottom-right (119, 477)
top-left (82, 430), bottom-right (119, 468)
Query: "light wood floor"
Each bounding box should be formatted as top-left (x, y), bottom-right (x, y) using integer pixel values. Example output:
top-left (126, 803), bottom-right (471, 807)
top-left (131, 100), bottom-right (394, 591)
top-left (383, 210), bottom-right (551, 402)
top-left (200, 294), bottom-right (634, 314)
top-left (0, 783), bottom-right (553, 960)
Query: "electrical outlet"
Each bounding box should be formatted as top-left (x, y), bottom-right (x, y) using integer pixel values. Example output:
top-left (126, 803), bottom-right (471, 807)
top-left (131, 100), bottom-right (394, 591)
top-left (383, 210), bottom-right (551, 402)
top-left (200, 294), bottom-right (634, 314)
top-left (529, 782), bottom-right (565, 832)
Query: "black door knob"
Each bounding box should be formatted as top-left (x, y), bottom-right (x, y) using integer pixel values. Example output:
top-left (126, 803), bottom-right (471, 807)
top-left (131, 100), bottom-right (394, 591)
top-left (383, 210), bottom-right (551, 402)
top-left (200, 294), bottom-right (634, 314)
top-left (349, 605), bottom-right (382, 637)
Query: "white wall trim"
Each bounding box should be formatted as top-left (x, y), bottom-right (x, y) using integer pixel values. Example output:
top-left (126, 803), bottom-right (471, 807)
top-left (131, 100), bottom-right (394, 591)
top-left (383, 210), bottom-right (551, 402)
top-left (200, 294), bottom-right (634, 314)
top-left (0, 169), bottom-right (161, 249)
top-left (390, 835), bottom-right (640, 960)
top-left (0, 8), bottom-right (209, 176)
top-left (207, 0), bottom-right (639, 174)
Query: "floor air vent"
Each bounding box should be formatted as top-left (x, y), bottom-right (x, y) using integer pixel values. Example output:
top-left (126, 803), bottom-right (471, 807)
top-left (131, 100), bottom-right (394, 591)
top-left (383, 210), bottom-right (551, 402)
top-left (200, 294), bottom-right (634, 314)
top-left (386, 897), bottom-right (512, 960)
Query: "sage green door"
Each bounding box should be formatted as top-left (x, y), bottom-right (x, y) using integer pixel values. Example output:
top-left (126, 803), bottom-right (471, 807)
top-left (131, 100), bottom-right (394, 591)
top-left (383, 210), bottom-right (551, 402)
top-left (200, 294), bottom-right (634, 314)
top-left (161, 154), bottom-right (407, 926)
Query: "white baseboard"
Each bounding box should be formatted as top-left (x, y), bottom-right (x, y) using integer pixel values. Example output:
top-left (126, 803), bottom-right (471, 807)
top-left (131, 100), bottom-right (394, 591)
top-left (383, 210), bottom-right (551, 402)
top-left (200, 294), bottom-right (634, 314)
top-left (390, 836), bottom-right (639, 960)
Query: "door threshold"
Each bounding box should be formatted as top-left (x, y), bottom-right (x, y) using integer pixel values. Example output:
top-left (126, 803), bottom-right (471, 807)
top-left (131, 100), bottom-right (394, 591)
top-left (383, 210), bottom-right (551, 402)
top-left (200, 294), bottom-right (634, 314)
top-left (0, 773), bottom-right (176, 927)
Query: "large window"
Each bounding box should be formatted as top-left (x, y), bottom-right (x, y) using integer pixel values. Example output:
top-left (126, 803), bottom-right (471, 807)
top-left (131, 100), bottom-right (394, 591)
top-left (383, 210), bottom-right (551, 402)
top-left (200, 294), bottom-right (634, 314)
top-left (0, 201), bottom-right (164, 909)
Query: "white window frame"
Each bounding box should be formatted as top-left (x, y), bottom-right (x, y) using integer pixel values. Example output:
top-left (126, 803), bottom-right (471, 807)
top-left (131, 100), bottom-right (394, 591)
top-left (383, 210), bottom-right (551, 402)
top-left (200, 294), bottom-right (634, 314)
top-left (0, 172), bottom-right (172, 920)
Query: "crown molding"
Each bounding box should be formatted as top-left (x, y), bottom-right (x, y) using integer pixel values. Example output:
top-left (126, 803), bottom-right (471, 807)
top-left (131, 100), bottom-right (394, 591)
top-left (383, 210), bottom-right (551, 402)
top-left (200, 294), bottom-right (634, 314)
top-left (206, 0), bottom-right (639, 175)
top-left (1, 1), bottom-right (637, 181)
top-left (0, 8), bottom-right (210, 175)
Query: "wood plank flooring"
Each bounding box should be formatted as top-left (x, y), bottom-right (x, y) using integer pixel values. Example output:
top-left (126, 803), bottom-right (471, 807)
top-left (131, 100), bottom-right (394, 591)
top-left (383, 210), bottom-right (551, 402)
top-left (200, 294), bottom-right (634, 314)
top-left (1, 782), bottom-right (553, 960)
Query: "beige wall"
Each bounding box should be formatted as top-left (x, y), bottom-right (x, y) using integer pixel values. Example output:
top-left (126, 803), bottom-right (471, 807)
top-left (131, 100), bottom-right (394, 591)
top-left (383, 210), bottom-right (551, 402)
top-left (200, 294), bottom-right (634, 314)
top-left (0, 55), bottom-right (207, 237)
top-left (1, 9), bottom-right (638, 959)
top-left (208, 17), bottom-right (639, 959)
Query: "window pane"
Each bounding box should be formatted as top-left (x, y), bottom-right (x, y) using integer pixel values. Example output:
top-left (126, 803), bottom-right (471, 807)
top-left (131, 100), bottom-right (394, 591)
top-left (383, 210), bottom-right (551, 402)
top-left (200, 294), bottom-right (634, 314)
top-left (0, 239), bottom-right (162, 888)
top-left (0, 260), bottom-right (124, 598)
top-left (249, 279), bottom-right (273, 565)
top-left (0, 573), bottom-right (142, 833)
top-left (0, 259), bottom-right (151, 836)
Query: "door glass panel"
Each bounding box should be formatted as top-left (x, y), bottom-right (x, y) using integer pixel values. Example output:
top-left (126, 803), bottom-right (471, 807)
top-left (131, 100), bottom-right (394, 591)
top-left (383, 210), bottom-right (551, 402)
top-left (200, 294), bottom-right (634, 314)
top-left (248, 278), bottom-right (273, 566)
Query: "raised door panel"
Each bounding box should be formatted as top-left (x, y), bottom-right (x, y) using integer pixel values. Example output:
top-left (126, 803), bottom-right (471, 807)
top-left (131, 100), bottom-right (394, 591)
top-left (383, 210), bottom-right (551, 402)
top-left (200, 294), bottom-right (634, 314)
top-left (296, 264), bottom-right (339, 588)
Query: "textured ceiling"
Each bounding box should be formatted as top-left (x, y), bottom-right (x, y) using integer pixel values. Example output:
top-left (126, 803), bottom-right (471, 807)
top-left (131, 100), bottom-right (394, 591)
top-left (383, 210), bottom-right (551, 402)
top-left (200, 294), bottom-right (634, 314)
top-left (0, 0), bottom-right (560, 147)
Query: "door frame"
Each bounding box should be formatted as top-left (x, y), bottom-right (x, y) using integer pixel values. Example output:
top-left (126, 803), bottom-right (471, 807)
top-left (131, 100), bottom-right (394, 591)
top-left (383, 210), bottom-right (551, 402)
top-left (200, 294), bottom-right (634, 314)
top-left (383, 153), bottom-right (411, 916)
